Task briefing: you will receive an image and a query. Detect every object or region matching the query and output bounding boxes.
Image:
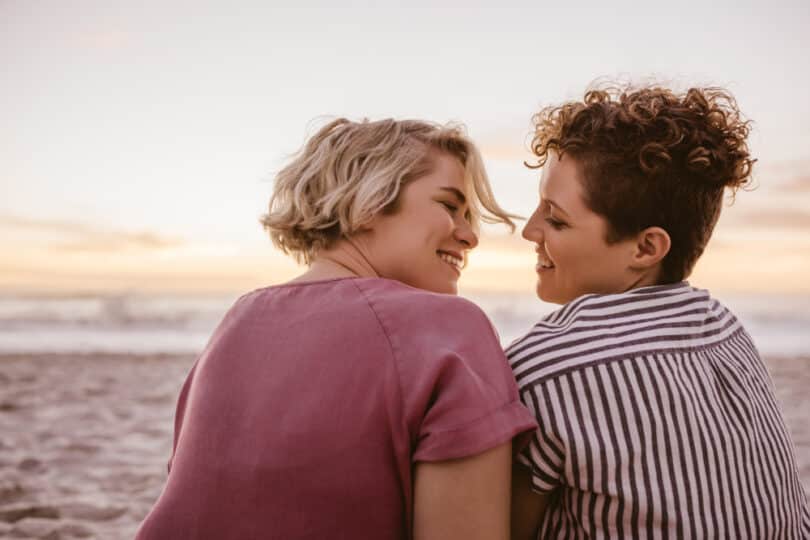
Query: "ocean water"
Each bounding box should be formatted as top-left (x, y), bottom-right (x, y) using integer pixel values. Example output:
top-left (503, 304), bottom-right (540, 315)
top-left (0, 288), bottom-right (808, 357)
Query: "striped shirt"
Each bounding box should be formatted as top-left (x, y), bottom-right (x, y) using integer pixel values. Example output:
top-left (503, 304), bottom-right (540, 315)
top-left (507, 282), bottom-right (810, 539)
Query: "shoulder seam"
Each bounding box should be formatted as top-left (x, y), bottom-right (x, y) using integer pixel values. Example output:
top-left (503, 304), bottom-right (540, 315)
top-left (348, 280), bottom-right (407, 425)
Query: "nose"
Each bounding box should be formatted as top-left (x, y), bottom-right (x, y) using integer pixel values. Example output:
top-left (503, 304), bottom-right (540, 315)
top-left (454, 219), bottom-right (479, 250)
top-left (522, 208), bottom-right (543, 242)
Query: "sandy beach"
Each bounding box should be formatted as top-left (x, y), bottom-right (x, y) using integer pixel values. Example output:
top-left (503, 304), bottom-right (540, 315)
top-left (0, 353), bottom-right (808, 539)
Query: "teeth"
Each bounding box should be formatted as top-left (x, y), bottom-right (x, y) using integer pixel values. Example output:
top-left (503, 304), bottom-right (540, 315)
top-left (537, 255), bottom-right (554, 269)
top-left (438, 252), bottom-right (463, 270)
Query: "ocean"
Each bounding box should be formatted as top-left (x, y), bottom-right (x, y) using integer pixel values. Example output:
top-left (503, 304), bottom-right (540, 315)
top-left (1, 287), bottom-right (808, 357)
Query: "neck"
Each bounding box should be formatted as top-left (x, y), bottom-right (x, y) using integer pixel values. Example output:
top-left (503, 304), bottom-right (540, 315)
top-left (292, 237), bottom-right (380, 283)
top-left (624, 265), bottom-right (663, 292)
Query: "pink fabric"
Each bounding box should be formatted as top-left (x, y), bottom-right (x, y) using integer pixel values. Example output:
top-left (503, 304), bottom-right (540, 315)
top-left (136, 278), bottom-right (536, 539)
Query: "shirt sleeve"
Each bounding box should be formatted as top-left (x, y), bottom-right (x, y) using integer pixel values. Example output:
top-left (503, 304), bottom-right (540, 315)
top-left (385, 296), bottom-right (537, 462)
top-left (167, 360), bottom-right (198, 474)
top-left (516, 381), bottom-right (566, 493)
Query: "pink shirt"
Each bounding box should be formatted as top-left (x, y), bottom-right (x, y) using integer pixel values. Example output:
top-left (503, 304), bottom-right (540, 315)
top-left (136, 278), bottom-right (536, 539)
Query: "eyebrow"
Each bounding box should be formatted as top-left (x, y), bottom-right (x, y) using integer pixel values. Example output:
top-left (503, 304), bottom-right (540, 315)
top-left (439, 187), bottom-right (466, 204)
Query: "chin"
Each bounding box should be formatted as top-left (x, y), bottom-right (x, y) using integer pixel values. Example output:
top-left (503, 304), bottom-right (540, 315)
top-left (536, 283), bottom-right (566, 305)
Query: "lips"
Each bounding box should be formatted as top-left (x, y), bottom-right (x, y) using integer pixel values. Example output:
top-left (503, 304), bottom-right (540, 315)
top-left (536, 251), bottom-right (554, 271)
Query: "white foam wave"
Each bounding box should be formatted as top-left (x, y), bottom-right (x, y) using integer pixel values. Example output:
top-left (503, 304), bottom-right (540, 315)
top-left (0, 291), bottom-right (807, 357)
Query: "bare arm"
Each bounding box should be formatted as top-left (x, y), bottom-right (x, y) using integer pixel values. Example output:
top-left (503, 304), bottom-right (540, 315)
top-left (413, 442), bottom-right (512, 540)
top-left (510, 463), bottom-right (552, 540)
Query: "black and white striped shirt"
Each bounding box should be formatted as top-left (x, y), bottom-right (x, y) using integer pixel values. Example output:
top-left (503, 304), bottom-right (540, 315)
top-left (507, 282), bottom-right (810, 539)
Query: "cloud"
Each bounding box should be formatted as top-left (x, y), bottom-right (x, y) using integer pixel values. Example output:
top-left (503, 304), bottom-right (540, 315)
top-left (775, 175), bottom-right (810, 193)
top-left (51, 232), bottom-right (183, 253)
top-left (742, 209), bottom-right (810, 229)
top-left (0, 215), bottom-right (99, 236)
top-left (0, 214), bottom-right (184, 253)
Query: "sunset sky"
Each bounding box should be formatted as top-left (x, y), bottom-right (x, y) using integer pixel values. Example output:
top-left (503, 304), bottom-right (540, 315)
top-left (2, 0), bottom-right (809, 295)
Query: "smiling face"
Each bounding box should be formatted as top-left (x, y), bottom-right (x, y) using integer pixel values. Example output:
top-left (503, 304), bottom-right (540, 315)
top-left (522, 153), bottom-right (639, 304)
top-left (358, 151), bottom-right (478, 295)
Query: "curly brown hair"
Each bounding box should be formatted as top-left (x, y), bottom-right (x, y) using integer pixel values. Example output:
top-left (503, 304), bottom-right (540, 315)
top-left (528, 84), bottom-right (756, 283)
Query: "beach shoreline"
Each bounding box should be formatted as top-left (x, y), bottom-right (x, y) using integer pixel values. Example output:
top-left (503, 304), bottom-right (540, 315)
top-left (1, 353), bottom-right (808, 539)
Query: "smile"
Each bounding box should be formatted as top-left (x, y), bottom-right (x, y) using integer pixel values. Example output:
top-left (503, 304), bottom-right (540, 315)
top-left (536, 253), bottom-right (554, 272)
top-left (437, 250), bottom-right (463, 273)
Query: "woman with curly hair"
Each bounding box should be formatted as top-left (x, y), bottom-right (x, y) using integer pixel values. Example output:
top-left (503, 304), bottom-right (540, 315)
top-left (508, 85), bottom-right (810, 539)
top-left (136, 118), bottom-right (537, 539)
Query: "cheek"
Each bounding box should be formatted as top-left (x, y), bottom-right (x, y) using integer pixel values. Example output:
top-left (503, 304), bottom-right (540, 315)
top-left (547, 234), bottom-right (593, 273)
top-left (436, 213), bottom-right (455, 235)
top-left (543, 233), bottom-right (565, 260)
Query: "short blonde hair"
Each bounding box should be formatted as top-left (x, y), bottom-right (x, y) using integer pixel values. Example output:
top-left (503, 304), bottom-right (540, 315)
top-left (261, 118), bottom-right (517, 264)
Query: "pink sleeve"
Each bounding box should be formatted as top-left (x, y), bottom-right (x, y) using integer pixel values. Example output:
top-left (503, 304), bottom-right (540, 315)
top-left (387, 297), bottom-right (537, 462)
top-left (166, 360), bottom-right (198, 474)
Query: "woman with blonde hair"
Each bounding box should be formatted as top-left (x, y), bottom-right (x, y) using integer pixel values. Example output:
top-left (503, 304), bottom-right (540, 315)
top-left (136, 118), bottom-right (537, 539)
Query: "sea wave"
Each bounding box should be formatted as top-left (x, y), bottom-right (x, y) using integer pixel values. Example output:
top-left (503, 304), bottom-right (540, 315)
top-left (0, 291), bottom-right (807, 357)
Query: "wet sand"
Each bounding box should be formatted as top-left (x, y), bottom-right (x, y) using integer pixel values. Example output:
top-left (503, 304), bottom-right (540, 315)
top-left (0, 353), bottom-right (808, 539)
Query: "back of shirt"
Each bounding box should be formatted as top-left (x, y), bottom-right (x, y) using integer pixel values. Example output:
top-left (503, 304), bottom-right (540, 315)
top-left (137, 277), bottom-right (535, 539)
top-left (508, 283), bottom-right (810, 539)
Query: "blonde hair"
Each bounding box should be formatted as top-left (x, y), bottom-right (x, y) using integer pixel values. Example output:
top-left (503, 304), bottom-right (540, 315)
top-left (261, 118), bottom-right (517, 264)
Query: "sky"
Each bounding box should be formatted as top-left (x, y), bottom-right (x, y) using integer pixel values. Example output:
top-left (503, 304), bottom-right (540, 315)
top-left (2, 0), bottom-right (810, 295)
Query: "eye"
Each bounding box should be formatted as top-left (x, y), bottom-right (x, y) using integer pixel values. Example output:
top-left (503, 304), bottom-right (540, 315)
top-left (543, 214), bottom-right (567, 230)
top-left (440, 201), bottom-right (458, 214)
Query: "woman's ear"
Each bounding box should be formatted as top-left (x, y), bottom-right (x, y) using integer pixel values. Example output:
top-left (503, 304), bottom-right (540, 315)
top-left (629, 227), bottom-right (671, 270)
